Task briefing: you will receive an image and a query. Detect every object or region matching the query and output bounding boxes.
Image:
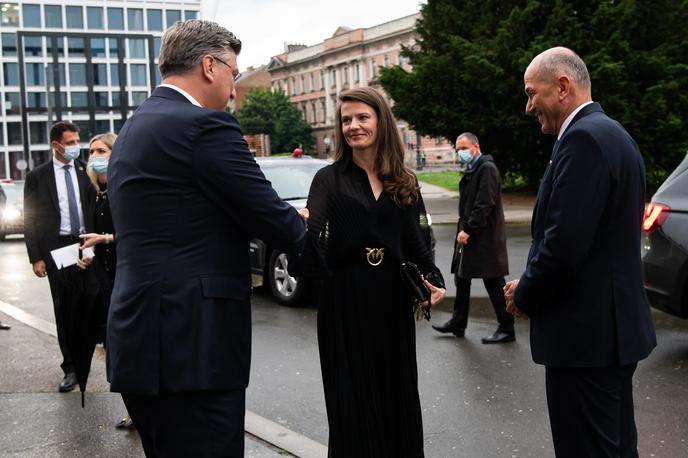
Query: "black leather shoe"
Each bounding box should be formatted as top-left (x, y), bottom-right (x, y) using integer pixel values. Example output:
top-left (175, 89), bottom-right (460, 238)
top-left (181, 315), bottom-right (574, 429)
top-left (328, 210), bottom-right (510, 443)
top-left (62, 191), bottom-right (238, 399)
top-left (432, 320), bottom-right (465, 338)
top-left (115, 416), bottom-right (135, 430)
top-left (481, 330), bottom-right (515, 344)
top-left (0, 321), bottom-right (10, 330)
top-left (59, 372), bottom-right (77, 392)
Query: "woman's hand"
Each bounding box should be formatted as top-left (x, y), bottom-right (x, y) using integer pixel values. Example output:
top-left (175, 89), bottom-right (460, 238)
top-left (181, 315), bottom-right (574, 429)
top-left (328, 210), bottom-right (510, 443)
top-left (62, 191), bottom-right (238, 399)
top-left (79, 233), bottom-right (106, 249)
top-left (298, 208), bottom-right (309, 220)
top-left (421, 279), bottom-right (446, 308)
top-left (76, 256), bottom-right (93, 270)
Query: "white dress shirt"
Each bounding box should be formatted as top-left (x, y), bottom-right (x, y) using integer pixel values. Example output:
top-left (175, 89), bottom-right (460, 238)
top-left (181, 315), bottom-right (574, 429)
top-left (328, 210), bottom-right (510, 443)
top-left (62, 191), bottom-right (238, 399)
top-left (52, 154), bottom-right (85, 235)
top-left (557, 101), bottom-right (594, 140)
top-left (159, 83), bottom-right (202, 107)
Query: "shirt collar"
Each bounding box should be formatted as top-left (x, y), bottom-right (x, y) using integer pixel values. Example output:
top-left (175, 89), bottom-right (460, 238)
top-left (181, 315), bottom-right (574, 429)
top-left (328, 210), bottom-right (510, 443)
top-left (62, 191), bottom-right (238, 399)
top-left (468, 151), bottom-right (482, 171)
top-left (558, 101), bottom-right (594, 140)
top-left (159, 83), bottom-right (202, 107)
top-left (52, 154), bottom-right (74, 168)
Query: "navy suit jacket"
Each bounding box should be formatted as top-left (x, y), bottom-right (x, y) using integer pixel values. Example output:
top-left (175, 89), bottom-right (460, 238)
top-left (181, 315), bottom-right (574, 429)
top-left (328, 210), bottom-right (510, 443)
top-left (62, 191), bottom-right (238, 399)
top-left (514, 102), bottom-right (656, 367)
top-left (107, 87), bottom-right (306, 395)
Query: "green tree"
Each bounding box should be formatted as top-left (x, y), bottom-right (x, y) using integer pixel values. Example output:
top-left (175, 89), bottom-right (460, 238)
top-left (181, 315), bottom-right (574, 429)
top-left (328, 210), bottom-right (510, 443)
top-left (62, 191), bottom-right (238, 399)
top-left (235, 89), bottom-right (314, 154)
top-left (380, 0), bottom-right (688, 188)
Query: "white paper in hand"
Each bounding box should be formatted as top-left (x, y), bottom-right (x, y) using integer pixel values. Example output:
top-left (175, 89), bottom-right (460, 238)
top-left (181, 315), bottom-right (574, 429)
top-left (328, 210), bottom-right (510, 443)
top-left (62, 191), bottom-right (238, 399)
top-left (50, 243), bottom-right (80, 269)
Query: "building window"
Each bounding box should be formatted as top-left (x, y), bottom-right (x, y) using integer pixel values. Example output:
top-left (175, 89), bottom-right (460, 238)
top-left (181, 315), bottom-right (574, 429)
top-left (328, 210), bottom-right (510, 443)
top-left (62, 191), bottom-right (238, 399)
top-left (26, 92), bottom-right (45, 108)
top-left (22, 4), bottom-right (40, 27)
top-left (50, 37), bottom-right (64, 56)
top-left (320, 70), bottom-right (324, 89)
top-left (7, 123), bottom-right (22, 145)
top-left (311, 102), bottom-right (317, 124)
top-left (383, 55), bottom-right (389, 67)
top-left (343, 66), bottom-right (349, 84)
top-left (94, 92), bottom-right (109, 109)
top-left (66, 6), bottom-right (83, 29)
top-left (2, 63), bottom-right (19, 85)
top-left (25, 63), bottom-right (44, 85)
top-left (132, 91), bottom-right (148, 106)
top-left (23, 36), bottom-right (42, 56)
top-left (128, 39), bottom-right (146, 58)
top-left (44, 5), bottom-right (62, 28)
top-left (300, 75), bottom-right (305, 94)
top-left (153, 37), bottom-right (161, 59)
top-left (111, 91), bottom-right (121, 107)
top-left (30, 121), bottom-right (48, 144)
top-left (166, 10), bottom-right (181, 28)
top-left (107, 7), bottom-right (124, 30)
top-left (127, 8), bottom-right (144, 31)
top-left (87, 6), bottom-right (103, 29)
top-left (69, 63), bottom-right (87, 86)
top-left (371, 59), bottom-right (377, 79)
top-left (5, 92), bottom-right (20, 114)
top-left (46, 63), bottom-right (65, 86)
top-left (331, 68), bottom-right (336, 87)
top-left (110, 63), bottom-right (120, 85)
top-left (1, 33), bottom-right (16, 56)
top-left (310, 74), bottom-right (315, 92)
top-left (93, 64), bottom-right (107, 85)
top-left (1, 3), bottom-right (19, 26)
top-left (321, 100), bottom-right (326, 123)
top-left (184, 10), bottom-right (198, 20)
top-left (147, 9), bottom-right (163, 31)
top-left (130, 64), bottom-right (147, 86)
top-left (291, 77), bottom-right (295, 95)
top-left (48, 92), bottom-right (67, 108)
top-left (95, 119), bottom-right (110, 132)
top-left (108, 38), bottom-right (119, 57)
top-left (67, 37), bottom-right (84, 57)
top-left (90, 38), bottom-right (106, 57)
top-left (70, 92), bottom-right (88, 107)
top-left (355, 63), bottom-right (360, 82)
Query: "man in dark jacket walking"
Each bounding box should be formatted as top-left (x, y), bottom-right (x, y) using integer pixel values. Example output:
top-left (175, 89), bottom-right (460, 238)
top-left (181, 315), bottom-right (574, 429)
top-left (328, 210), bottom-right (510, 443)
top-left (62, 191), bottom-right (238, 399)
top-left (433, 132), bottom-right (514, 343)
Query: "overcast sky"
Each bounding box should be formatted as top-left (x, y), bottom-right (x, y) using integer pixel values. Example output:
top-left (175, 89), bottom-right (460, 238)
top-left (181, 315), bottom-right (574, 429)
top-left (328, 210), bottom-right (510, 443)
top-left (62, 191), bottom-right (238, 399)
top-left (201, 0), bottom-right (426, 70)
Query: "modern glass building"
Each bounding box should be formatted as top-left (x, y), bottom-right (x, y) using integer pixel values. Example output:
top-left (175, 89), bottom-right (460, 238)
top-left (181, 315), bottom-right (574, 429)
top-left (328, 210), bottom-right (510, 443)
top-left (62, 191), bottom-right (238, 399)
top-left (0, 1), bottom-right (201, 179)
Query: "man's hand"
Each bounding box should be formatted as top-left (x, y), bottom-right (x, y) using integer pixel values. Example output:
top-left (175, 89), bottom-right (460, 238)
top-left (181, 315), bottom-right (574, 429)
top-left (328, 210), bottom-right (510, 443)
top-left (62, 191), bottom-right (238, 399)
top-left (504, 279), bottom-right (527, 319)
top-left (32, 260), bottom-right (47, 278)
top-left (456, 230), bottom-right (470, 246)
top-left (297, 208), bottom-right (309, 220)
top-left (423, 279), bottom-right (446, 307)
top-left (76, 256), bottom-right (93, 270)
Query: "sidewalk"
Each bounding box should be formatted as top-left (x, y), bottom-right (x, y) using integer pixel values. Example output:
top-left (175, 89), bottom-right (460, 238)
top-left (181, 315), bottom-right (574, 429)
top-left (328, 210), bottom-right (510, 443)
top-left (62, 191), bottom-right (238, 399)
top-left (418, 181), bottom-right (534, 225)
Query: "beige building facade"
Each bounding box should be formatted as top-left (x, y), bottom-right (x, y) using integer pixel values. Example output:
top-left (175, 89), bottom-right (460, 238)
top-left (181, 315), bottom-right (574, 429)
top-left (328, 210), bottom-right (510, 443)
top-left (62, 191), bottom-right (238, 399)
top-left (266, 13), bottom-right (454, 164)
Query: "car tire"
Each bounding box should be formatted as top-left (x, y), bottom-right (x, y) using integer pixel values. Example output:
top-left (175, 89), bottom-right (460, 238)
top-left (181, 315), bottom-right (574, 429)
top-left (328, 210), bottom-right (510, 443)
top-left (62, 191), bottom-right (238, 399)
top-left (266, 250), bottom-right (306, 306)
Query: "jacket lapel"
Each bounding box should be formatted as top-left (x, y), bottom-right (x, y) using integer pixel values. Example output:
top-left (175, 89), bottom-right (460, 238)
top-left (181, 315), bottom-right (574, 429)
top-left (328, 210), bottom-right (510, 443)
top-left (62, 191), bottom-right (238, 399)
top-left (46, 161), bottom-right (60, 213)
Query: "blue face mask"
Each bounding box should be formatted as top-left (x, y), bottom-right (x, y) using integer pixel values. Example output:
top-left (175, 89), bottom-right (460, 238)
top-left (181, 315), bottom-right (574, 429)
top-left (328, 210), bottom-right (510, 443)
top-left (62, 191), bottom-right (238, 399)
top-left (89, 156), bottom-right (109, 174)
top-left (62, 144), bottom-right (81, 161)
top-left (457, 149), bottom-right (473, 164)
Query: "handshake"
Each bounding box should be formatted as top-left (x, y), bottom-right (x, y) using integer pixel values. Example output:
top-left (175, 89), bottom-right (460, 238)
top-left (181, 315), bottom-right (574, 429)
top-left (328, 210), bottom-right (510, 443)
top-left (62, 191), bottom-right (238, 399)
top-left (503, 280), bottom-right (527, 319)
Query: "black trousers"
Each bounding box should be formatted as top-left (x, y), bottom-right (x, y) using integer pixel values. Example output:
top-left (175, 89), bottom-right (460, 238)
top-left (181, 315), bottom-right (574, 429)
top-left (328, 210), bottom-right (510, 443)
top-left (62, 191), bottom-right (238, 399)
top-left (46, 266), bottom-right (77, 375)
top-left (122, 389), bottom-right (246, 458)
top-left (452, 276), bottom-right (514, 331)
top-left (546, 364), bottom-right (639, 458)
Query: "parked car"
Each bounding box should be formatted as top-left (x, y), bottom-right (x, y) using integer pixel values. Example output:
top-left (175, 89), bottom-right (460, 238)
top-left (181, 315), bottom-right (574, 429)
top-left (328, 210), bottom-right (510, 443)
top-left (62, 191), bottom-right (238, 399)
top-left (251, 156), bottom-right (436, 306)
top-left (0, 180), bottom-right (24, 240)
top-left (642, 154), bottom-right (688, 318)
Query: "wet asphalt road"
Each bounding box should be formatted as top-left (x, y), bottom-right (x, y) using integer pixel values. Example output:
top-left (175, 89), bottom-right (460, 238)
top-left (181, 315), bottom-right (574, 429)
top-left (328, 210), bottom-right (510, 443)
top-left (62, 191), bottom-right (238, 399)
top-left (1, 232), bottom-right (687, 457)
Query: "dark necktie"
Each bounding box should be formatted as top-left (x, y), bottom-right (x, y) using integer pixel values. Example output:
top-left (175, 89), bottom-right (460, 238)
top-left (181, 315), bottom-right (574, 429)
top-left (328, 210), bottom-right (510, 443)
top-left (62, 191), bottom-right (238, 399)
top-left (63, 164), bottom-right (80, 236)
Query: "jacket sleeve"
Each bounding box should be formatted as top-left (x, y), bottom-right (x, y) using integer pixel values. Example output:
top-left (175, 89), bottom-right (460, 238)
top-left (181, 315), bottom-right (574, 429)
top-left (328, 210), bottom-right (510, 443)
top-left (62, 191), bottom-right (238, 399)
top-left (462, 163), bottom-right (499, 236)
top-left (514, 130), bottom-right (610, 316)
top-left (404, 194), bottom-right (445, 290)
top-left (23, 171), bottom-right (42, 264)
top-left (192, 111), bottom-right (306, 256)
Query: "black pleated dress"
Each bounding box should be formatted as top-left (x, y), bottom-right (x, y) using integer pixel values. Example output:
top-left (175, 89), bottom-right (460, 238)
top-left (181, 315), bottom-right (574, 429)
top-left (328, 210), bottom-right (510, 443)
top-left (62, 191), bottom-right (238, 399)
top-left (300, 154), bottom-right (444, 458)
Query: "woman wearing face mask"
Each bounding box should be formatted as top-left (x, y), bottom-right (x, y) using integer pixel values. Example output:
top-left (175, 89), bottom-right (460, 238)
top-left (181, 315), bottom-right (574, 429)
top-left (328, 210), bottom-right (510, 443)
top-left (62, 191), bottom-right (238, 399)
top-left (298, 87), bottom-right (446, 457)
top-left (78, 133), bottom-right (133, 430)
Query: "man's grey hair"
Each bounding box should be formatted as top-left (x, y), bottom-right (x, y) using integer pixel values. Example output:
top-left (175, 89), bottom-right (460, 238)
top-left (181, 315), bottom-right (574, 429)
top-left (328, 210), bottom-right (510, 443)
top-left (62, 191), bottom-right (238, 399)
top-left (159, 20), bottom-right (242, 78)
top-left (536, 48), bottom-right (591, 88)
top-left (457, 132), bottom-right (480, 146)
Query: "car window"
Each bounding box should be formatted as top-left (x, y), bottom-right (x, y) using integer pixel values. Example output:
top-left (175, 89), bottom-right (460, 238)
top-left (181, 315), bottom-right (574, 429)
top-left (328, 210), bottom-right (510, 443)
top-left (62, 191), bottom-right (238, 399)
top-left (0, 184), bottom-right (23, 204)
top-left (261, 162), bottom-right (326, 200)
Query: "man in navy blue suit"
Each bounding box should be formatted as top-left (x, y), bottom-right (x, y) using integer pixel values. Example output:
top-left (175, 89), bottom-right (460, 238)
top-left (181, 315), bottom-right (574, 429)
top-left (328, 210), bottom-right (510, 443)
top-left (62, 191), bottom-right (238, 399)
top-left (107, 20), bottom-right (306, 457)
top-left (504, 47), bottom-right (656, 457)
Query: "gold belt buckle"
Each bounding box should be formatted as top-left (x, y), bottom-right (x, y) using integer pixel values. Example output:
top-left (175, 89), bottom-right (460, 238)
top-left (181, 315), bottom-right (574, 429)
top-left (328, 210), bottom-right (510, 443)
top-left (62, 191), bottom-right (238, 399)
top-left (365, 247), bottom-right (385, 266)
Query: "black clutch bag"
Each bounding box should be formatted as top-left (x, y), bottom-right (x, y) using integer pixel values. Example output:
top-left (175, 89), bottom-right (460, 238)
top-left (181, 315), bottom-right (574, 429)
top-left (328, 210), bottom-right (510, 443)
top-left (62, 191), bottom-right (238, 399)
top-left (400, 262), bottom-right (432, 321)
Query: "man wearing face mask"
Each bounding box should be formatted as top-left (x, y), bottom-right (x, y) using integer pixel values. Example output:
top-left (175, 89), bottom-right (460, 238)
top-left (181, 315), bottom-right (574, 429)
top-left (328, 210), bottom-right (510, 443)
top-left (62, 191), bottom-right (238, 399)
top-left (433, 132), bottom-right (513, 343)
top-left (24, 121), bottom-right (96, 391)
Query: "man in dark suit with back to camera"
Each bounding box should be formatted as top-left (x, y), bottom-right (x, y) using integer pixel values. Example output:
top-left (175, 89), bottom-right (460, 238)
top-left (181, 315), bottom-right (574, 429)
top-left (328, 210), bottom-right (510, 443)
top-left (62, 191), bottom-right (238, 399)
top-left (504, 47), bottom-right (656, 457)
top-left (24, 121), bottom-right (94, 391)
top-left (107, 20), bottom-right (306, 457)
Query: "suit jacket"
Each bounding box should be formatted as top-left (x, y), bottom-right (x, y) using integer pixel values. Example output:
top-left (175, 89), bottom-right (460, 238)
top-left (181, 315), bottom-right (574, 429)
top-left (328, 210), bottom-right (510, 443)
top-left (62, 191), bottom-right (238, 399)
top-left (450, 154), bottom-right (508, 278)
top-left (24, 158), bottom-right (94, 271)
top-left (514, 102), bottom-right (656, 367)
top-left (107, 86), bottom-right (306, 395)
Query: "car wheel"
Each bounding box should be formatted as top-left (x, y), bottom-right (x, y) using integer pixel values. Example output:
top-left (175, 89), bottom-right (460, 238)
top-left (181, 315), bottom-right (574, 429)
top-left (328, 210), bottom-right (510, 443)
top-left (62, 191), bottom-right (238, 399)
top-left (266, 250), bottom-right (305, 306)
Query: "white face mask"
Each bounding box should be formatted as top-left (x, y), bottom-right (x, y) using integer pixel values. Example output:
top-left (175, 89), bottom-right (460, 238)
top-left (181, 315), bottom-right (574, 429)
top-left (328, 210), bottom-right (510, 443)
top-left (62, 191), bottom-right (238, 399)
top-left (62, 144), bottom-right (81, 161)
top-left (457, 149), bottom-right (473, 164)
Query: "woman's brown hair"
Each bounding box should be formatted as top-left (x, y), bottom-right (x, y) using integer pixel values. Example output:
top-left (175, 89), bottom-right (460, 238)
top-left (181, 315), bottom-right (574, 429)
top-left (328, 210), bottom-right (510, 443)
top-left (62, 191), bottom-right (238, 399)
top-left (334, 87), bottom-right (419, 207)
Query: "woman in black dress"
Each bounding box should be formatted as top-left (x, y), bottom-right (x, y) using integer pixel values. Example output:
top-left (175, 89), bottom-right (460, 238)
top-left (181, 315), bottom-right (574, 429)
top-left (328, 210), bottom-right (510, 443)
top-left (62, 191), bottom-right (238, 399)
top-left (301, 87), bottom-right (446, 457)
top-left (79, 133), bottom-right (133, 430)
